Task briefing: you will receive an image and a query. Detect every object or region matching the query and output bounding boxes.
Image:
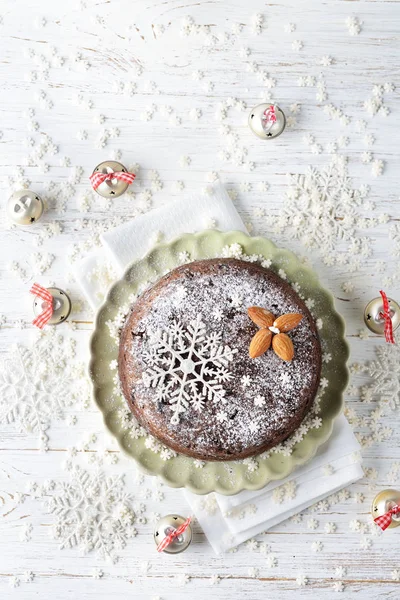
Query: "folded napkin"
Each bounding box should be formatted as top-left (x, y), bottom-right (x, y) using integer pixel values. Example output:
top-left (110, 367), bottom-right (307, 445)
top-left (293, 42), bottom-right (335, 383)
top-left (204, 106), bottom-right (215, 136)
top-left (74, 184), bottom-right (247, 309)
top-left (184, 415), bottom-right (363, 554)
top-left (75, 183), bottom-right (363, 553)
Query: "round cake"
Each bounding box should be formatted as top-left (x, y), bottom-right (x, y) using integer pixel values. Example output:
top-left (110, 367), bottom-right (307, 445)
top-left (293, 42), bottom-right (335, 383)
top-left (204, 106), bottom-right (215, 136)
top-left (118, 258), bottom-right (322, 461)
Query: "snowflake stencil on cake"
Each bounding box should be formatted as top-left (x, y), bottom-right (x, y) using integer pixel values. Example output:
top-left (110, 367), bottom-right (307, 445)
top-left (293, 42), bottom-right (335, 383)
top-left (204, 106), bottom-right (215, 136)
top-left (44, 465), bottom-right (140, 563)
top-left (0, 331), bottom-right (89, 448)
top-left (141, 314), bottom-right (237, 424)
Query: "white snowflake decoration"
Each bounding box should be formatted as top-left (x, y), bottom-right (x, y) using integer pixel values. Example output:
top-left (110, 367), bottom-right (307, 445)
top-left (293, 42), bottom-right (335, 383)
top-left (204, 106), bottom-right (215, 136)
top-left (296, 573), bottom-right (308, 586)
top-left (269, 157), bottom-right (374, 267)
top-left (0, 333), bottom-right (89, 447)
top-left (364, 344), bottom-right (400, 410)
top-left (141, 315), bottom-right (237, 424)
top-left (44, 464), bottom-right (140, 563)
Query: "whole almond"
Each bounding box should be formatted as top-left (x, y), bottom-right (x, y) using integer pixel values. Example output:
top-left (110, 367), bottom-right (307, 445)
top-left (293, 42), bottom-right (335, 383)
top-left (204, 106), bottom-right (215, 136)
top-left (248, 306), bottom-right (275, 329)
top-left (249, 329), bottom-right (272, 358)
top-left (273, 313), bottom-right (303, 333)
top-left (272, 333), bottom-right (294, 361)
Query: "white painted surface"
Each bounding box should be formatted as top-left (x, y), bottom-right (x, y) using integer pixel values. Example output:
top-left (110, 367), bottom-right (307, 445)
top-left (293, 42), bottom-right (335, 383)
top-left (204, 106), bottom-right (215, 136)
top-left (0, 0), bottom-right (400, 598)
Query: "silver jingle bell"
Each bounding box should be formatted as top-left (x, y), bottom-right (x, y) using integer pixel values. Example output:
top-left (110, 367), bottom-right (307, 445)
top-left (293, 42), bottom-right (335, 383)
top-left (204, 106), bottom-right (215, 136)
top-left (372, 489), bottom-right (400, 529)
top-left (154, 514), bottom-right (192, 554)
top-left (7, 190), bottom-right (44, 225)
top-left (33, 287), bottom-right (72, 325)
top-left (364, 297), bottom-right (400, 335)
top-left (92, 160), bottom-right (130, 198)
top-left (248, 103), bottom-right (286, 140)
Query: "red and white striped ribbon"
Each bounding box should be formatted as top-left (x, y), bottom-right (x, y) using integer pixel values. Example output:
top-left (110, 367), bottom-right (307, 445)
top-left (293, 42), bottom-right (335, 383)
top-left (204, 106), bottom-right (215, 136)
top-left (30, 283), bottom-right (53, 329)
top-left (379, 290), bottom-right (395, 344)
top-left (374, 504), bottom-right (400, 531)
top-left (262, 105), bottom-right (277, 125)
top-left (89, 170), bottom-right (136, 191)
top-left (156, 517), bottom-right (191, 553)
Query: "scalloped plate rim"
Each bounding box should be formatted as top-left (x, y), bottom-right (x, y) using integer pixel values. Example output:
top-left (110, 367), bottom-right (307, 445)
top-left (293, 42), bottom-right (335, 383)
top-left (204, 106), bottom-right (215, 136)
top-left (89, 230), bottom-right (349, 495)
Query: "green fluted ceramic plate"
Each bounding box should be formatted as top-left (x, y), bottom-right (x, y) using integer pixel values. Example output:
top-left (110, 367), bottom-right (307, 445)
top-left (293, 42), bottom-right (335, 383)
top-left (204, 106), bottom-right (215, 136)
top-left (89, 230), bottom-right (349, 495)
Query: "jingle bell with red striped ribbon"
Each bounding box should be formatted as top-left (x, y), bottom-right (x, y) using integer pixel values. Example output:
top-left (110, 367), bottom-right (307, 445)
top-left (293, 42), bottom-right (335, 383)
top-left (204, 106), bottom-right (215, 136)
top-left (364, 292), bottom-right (400, 342)
top-left (90, 160), bottom-right (136, 198)
top-left (30, 284), bottom-right (71, 329)
top-left (248, 103), bottom-right (286, 140)
top-left (372, 489), bottom-right (400, 531)
top-left (154, 515), bottom-right (192, 554)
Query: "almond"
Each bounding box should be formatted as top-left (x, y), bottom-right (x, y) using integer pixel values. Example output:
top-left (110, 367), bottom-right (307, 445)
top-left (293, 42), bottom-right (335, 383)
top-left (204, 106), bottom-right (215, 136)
top-left (273, 313), bottom-right (303, 333)
top-left (249, 329), bottom-right (272, 358)
top-left (272, 333), bottom-right (294, 361)
top-left (248, 306), bottom-right (275, 329)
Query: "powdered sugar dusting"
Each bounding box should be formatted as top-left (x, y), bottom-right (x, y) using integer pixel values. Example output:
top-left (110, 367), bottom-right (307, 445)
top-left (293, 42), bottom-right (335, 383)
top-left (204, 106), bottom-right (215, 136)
top-left (119, 259), bottom-right (321, 461)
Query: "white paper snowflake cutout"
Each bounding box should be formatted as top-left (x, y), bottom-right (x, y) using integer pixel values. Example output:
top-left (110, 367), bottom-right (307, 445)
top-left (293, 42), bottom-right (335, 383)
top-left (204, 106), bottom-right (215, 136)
top-left (365, 343), bottom-right (400, 410)
top-left (141, 314), bottom-right (237, 424)
top-left (269, 157), bottom-right (372, 265)
top-left (0, 334), bottom-right (89, 447)
top-left (45, 465), bottom-right (140, 563)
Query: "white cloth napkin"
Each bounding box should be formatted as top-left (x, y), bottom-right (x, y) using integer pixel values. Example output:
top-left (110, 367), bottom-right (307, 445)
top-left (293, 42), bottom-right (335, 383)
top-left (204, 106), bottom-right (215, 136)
top-left (74, 183), bottom-right (363, 553)
top-left (184, 415), bottom-right (363, 554)
top-left (74, 184), bottom-right (247, 309)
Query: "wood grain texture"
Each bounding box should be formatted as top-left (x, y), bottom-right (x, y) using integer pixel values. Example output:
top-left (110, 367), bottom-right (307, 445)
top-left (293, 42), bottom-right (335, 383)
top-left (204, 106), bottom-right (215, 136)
top-left (0, 0), bottom-right (400, 598)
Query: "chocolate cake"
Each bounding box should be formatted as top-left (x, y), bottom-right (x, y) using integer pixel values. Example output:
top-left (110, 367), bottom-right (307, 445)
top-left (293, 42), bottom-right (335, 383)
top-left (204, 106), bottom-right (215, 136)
top-left (118, 258), bottom-right (322, 461)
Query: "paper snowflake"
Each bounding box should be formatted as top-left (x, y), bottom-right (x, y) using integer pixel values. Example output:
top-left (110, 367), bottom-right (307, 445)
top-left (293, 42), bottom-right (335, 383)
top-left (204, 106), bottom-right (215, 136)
top-left (246, 538), bottom-right (259, 551)
top-left (196, 494), bottom-right (218, 516)
top-left (0, 333), bottom-right (89, 447)
top-left (392, 569), bottom-right (400, 581)
top-left (45, 465), bottom-right (140, 563)
top-left (177, 573), bottom-right (191, 586)
top-left (307, 519), bottom-right (319, 530)
top-left (364, 344), bottom-right (400, 410)
top-left (296, 573), bottom-right (308, 586)
top-left (325, 521), bottom-right (337, 534)
top-left (268, 157), bottom-right (373, 267)
top-left (333, 581), bottom-right (345, 592)
top-left (141, 315), bottom-right (237, 424)
top-left (311, 540), bottom-right (323, 552)
top-left (266, 554), bottom-right (278, 568)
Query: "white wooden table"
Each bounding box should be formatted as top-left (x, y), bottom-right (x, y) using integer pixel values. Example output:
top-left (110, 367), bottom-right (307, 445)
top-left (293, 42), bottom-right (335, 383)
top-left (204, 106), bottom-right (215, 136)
top-left (1, 1), bottom-right (400, 598)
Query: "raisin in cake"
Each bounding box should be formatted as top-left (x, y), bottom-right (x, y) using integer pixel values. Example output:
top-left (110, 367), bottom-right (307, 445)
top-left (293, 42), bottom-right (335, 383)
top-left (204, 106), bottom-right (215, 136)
top-left (118, 258), bottom-right (322, 461)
